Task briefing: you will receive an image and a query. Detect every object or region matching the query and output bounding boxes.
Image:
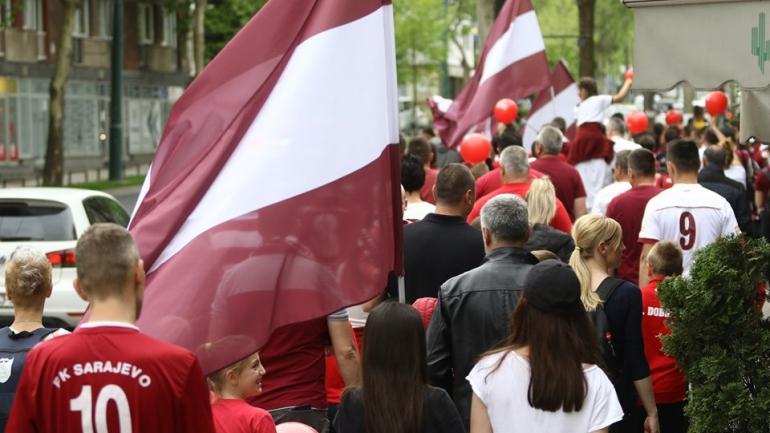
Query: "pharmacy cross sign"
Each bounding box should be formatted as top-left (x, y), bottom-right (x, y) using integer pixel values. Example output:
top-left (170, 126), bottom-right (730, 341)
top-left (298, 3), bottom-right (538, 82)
top-left (752, 13), bottom-right (770, 74)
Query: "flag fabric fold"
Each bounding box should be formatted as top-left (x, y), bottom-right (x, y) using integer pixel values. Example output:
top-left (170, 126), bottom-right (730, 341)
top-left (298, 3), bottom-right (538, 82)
top-left (433, 0), bottom-right (550, 149)
top-left (128, 0), bottom-right (401, 374)
top-left (522, 60), bottom-right (580, 150)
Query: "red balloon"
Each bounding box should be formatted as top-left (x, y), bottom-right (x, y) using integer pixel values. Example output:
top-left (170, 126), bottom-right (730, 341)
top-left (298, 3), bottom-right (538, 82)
top-left (494, 98), bottom-right (519, 124)
top-left (665, 110), bottom-right (683, 125)
top-left (276, 423), bottom-right (318, 433)
top-left (460, 134), bottom-right (492, 164)
top-left (624, 67), bottom-right (634, 81)
top-left (626, 112), bottom-right (649, 135)
top-left (705, 91), bottom-right (728, 116)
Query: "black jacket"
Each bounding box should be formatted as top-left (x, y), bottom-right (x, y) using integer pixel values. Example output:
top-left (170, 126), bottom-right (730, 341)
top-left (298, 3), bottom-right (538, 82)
top-left (525, 223), bottom-right (575, 262)
top-left (426, 247), bottom-right (538, 428)
top-left (698, 164), bottom-right (752, 233)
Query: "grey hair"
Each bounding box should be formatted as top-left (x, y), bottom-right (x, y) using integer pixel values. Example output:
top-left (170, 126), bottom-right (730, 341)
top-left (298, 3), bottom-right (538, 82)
top-left (500, 145), bottom-right (529, 178)
top-left (608, 117), bottom-right (626, 136)
top-left (480, 194), bottom-right (529, 243)
top-left (537, 126), bottom-right (564, 154)
top-left (5, 246), bottom-right (51, 301)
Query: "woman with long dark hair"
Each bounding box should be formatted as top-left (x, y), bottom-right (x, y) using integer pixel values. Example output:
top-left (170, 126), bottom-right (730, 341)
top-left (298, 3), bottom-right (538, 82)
top-left (467, 260), bottom-right (623, 433)
top-left (333, 301), bottom-right (464, 433)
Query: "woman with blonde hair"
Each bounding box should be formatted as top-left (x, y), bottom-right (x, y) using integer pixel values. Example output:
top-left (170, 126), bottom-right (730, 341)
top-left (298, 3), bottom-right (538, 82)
top-left (525, 177), bottom-right (574, 262)
top-left (569, 215), bottom-right (659, 433)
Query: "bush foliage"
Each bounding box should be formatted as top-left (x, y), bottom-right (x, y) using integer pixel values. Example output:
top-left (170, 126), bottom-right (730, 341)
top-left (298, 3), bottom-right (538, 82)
top-left (658, 235), bottom-right (770, 433)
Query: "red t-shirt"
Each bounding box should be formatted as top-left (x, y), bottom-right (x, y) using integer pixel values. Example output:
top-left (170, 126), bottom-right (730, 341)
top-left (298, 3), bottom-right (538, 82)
top-left (467, 182), bottom-right (573, 234)
top-left (655, 173), bottom-right (673, 190)
top-left (475, 167), bottom-right (544, 200)
top-left (420, 168), bottom-right (439, 204)
top-left (605, 184), bottom-right (662, 285)
top-left (530, 155), bottom-right (587, 219)
top-left (212, 399), bottom-right (277, 433)
top-left (248, 319), bottom-right (327, 410)
top-left (640, 277), bottom-right (688, 404)
top-left (754, 169), bottom-right (770, 198)
top-left (324, 322), bottom-right (359, 405)
top-left (7, 323), bottom-right (215, 433)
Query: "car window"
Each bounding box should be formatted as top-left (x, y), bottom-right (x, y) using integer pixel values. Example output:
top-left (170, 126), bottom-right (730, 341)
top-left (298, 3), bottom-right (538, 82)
top-left (83, 197), bottom-right (130, 228)
top-left (0, 200), bottom-right (77, 241)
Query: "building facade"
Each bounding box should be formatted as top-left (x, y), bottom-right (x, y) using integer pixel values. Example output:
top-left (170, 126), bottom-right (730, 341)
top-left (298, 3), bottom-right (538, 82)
top-left (0, 0), bottom-right (189, 173)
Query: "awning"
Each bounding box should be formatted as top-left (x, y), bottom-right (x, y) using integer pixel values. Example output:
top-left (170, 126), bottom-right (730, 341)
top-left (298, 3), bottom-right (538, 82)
top-left (624, 0), bottom-right (770, 140)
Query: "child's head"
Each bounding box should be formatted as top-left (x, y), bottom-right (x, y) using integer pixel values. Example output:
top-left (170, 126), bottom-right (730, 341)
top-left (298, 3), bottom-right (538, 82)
top-left (208, 352), bottom-right (265, 399)
top-left (647, 241), bottom-right (683, 277)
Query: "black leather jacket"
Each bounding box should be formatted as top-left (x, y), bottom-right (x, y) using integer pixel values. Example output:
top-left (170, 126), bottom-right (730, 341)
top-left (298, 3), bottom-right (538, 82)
top-left (426, 247), bottom-right (538, 428)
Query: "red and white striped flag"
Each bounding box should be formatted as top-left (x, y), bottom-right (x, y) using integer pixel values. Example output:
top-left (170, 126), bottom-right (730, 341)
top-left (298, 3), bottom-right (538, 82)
top-left (522, 60), bottom-right (580, 149)
top-left (433, 0), bottom-right (550, 148)
top-left (128, 0), bottom-right (402, 374)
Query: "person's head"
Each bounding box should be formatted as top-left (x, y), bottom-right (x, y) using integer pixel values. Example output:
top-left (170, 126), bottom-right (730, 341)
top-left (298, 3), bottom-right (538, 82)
top-left (207, 352), bottom-right (265, 399)
top-left (492, 260), bottom-right (600, 413)
top-left (74, 223), bottom-right (145, 318)
top-left (569, 215), bottom-right (623, 311)
top-left (577, 77), bottom-right (598, 100)
top-left (636, 133), bottom-right (657, 152)
top-left (607, 117), bottom-right (626, 138)
top-left (703, 144), bottom-right (727, 168)
top-left (646, 241), bottom-right (683, 278)
top-left (4, 246), bottom-right (52, 311)
top-left (499, 145), bottom-right (529, 182)
top-left (361, 301), bottom-right (427, 433)
top-left (433, 164), bottom-right (476, 216)
top-left (480, 194), bottom-right (529, 252)
top-left (613, 150), bottom-right (631, 182)
top-left (406, 137), bottom-right (434, 167)
top-left (420, 127), bottom-right (435, 140)
top-left (534, 126), bottom-right (564, 156)
top-left (400, 155), bottom-right (425, 194)
top-left (551, 117), bottom-right (567, 133)
top-left (693, 105), bottom-right (705, 119)
top-left (628, 148), bottom-right (656, 186)
top-left (663, 125), bottom-right (681, 144)
top-left (666, 139), bottom-right (701, 180)
top-left (526, 177), bottom-right (556, 226)
top-left (494, 127), bottom-right (523, 154)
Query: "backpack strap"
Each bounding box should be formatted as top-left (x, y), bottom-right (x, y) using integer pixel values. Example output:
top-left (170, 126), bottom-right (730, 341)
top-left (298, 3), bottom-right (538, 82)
top-left (596, 277), bottom-right (624, 303)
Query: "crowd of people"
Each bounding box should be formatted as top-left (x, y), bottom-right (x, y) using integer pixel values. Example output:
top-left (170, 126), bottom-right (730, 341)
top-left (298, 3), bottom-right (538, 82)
top-left (0, 75), bottom-right (760, 433)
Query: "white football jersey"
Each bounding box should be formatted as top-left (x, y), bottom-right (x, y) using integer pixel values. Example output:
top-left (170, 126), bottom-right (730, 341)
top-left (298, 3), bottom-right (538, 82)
top-left (639, 183), bottom-right (740, 275)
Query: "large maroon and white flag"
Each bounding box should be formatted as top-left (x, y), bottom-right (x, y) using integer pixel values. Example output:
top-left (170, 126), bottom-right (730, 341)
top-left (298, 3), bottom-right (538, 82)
top-left (433, 0), bottom-right (550, 148)
top-left (128, 0), bottom-right (401, 374)
top-left (522, 60), bottom-right (580, 149)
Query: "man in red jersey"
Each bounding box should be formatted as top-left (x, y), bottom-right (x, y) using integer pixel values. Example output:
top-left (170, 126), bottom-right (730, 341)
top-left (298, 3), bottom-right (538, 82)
top-left (8, 223), bottom-right (215, 433)
top-left (530, 125), bottom-right (587, 220)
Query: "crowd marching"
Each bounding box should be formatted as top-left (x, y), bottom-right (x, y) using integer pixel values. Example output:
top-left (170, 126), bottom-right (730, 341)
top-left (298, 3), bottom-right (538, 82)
top-left (0, 74), bottom-right (760, 433)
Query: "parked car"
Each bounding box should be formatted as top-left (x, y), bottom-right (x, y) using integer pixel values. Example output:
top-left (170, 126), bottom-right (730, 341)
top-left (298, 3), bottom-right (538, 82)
top-left (0, 188), bottom-right (130, 328)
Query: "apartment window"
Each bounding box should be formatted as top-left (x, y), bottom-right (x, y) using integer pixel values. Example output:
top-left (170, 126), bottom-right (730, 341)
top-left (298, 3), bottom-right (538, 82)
top-left (23, 0), bottom-right (43, 31)
top-left (73, 0), bottom-right (90, 37)
top-left (97, 0), bottom-right (113, 39)
top-left (137, 3), bottom-right (154, 45)
top-left (161, 7), bottom-right (176, 48)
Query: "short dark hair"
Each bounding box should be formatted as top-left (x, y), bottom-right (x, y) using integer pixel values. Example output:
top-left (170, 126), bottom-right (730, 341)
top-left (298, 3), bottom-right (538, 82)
top-left (400, 155), bottom-right (425, 193)
top-left (495, 127), bottom-right (522, 153)
top-left (628, 148), bottom-right (656, 177)
top-left (615, 150), bottom-right (631, 173)
top-left (578, 77), bottom-right (598, 97)
top-left (667, 139), bottom-right (701, 173)
top-left (421, 127), bottom-right (435, 138)
top-left (704, 129), bottom-right (720, 145)
top-left (636, 133), bottom-right (657, 152)
top-left (406, 138), bottom-right (432, 165)
top-left (551, 117), bottom-right (567, 133)
top-left (663, 125), bottom-right (681, 144)
top-left (647, 241), bottom-right (683, 276)
top-left (703, 145), bottom-right (727, 167)
top-left (434, 164), bottom-right (475, 205)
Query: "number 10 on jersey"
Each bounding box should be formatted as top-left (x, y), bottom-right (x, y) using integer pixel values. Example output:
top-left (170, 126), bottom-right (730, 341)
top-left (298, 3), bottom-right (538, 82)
top-left (70, 385), bottom-right (132, 433)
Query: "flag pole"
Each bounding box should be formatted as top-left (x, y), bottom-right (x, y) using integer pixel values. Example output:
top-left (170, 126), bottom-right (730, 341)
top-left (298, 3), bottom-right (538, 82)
top-left (398, 276), bottom-right (406, 304)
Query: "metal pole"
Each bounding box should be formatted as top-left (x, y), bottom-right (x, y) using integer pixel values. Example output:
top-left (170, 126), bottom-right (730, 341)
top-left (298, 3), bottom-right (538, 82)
top-left (109, 0), bottom-right (124, 181)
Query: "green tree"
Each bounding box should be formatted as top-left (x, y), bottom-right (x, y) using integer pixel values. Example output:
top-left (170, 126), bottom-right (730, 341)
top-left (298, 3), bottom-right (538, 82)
top-left (658, 235), bottom-right (770, 433)
top-left (204, 0), bottom-right (268, 62)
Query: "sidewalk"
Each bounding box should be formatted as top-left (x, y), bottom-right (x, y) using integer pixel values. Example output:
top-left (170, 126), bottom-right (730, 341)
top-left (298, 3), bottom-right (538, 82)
top-left (1, 163), bottom-right (150, 188)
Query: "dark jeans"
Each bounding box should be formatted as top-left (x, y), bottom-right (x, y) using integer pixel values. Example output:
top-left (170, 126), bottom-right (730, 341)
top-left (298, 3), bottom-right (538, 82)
top-left (611, 402), bottom-right (688, 433)
top-left (269, 406), bottom-right (330, 433)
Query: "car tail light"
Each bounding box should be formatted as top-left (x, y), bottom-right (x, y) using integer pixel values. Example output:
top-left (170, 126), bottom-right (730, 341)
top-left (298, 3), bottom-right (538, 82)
top-left (47, 249), bottom-right (76, 267)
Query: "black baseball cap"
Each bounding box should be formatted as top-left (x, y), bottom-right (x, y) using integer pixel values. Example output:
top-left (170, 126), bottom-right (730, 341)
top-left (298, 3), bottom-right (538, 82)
top-left (523, 260), bottom-right (584, 314)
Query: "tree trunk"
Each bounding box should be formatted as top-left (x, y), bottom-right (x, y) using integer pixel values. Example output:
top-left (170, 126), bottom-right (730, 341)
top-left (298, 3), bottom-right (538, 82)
top-left (177, 8), bottom-right (192, 75)
top-left (577, 0), bottom-right (596, 78)
top-left (683, 82), bottom-right (695, 114)
top-left (43, 0), bottom-right (79, 186)
top-left (476, 0), bottom-right (495, 50)
top-left (193, 0), bottom-right (206, 75)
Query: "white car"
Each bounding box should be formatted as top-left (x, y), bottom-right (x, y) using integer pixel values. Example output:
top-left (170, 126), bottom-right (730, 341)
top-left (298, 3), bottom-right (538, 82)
top-left (0, 188), bottom-right (130, 328)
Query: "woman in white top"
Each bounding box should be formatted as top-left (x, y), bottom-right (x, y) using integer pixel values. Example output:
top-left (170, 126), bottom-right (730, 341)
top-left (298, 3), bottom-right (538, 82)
top-left (467, 260), bottom-right (623, 433)
top-left (402, 155), bottom-right (436, 221)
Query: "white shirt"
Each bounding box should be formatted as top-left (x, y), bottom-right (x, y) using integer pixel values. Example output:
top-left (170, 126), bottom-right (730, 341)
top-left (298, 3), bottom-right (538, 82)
top-left (575, 159), bottom-right (613, 210)
top-left (577, 95), bottom-right (612, 125)
top-left (639, 183), bottom-right (740, 275)
top-left (724, 163), bottom-right (747, 187)
top-left (467, 351), bottom-right (623, 433)
top-left (403, 201), bottom-right (435, 221)
top-left (591, 181), bottom-right (631, 216)
top-left (611, 137), bottom-right (641, 153)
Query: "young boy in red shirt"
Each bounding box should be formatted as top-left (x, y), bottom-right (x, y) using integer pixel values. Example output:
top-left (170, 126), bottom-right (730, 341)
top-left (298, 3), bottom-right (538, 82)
top-left (641, 240), bottom-right (688, 433)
